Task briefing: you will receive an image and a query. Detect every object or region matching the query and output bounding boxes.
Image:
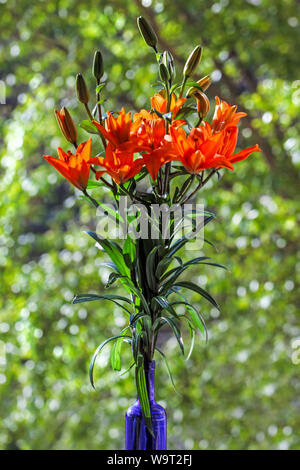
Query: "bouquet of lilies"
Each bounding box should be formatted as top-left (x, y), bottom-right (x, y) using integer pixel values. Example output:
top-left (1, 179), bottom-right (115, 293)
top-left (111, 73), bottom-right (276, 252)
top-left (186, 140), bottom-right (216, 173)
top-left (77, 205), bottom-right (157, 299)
top-left (44, 17), bottom-right (260, 433)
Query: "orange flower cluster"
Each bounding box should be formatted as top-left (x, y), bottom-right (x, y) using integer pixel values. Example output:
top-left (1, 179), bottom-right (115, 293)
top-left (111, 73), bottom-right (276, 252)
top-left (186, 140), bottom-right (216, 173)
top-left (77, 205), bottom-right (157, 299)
top-left (44, 95), bottom-right (260, 190)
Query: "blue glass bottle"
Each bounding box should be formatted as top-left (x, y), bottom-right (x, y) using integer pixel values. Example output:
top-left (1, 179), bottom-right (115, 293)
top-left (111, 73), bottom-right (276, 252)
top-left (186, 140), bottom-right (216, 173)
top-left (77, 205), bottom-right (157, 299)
top-left (125, 360), bottom-right (167, 450)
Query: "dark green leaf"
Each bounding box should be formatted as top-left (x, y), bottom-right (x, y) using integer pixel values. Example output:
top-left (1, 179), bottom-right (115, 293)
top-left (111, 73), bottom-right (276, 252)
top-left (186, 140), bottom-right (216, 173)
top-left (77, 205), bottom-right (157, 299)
top-left (173, 281), bottom-right (220, 310)
top-left (154, 316), bottom-right (184, 355)
top-left (146, 246), bottom-right (158, 291)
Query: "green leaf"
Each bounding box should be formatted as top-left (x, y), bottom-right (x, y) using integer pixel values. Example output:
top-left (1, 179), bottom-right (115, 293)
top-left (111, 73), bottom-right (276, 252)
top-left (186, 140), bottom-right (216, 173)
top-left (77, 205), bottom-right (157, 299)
top-left (100, 261), bottom-right (121, 273)
top-left (185, 80), bottom-right (205, 91)
top-left (89, 334), bottom-right (131, 388)
top-left (152, 296), bottom-right (178, 318)
top-left (96, 83), bottom-right (106, 93)
top-left (86, 180), bottom-right (103, 189)
top-left (73, 293), bottom-right (131, 303)
top-left (155, 257), bottom-right (174, 279)
top-left (146, 246), bottom-right (158, 291)
top-left (123, 235), bottom-right (136, 268)
top-left (105, 272), bottom-right (125, 288)
top-left (134, 167), bottom-right (149, 182)
top-left (166, 236), bottom-right (190, 258)
top-left (73, 293), bottom-right (132, 315)
top-left (86, 231), bottom-right (130, 278)
top-left (80, 120), bottom-right (99, 134)
top-left (186, 323), bottom-right (195, 361)
top-left (154, 316), bottom-right (184, 355)
top-left (130, 312), bottom-right (150, 326)
top-left (120, 362), bottom-right (135, 376)
top-left (161, 257), bottom-right (210, 281)
top-left (176, 106), bottom-right (198, 119)
top-left (111, 328), bottom-right (129, 371)
top-left (173, 281), bottom-right (220, 310)
top-left (122, 280), bottom-right (151, 316)
top-left (171, 300), bottom-right (207, 341)
top-left (97, 201), bottom-right (124, 224)
top-left (135, 355), bottom-right (154, 436)
top-left (155, 347), bottom-right (180, 394)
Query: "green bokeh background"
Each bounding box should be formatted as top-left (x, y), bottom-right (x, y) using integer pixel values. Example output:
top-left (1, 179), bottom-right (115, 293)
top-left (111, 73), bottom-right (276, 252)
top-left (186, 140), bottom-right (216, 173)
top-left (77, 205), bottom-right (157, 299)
top-left (1, 0), bottom-right (299, 450)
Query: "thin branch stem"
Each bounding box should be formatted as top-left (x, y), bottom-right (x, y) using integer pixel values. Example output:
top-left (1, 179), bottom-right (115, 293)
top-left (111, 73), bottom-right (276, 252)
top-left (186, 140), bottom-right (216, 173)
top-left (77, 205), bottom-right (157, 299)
top-left (180, 169), bottom-right (218, 205)
top-left (179, 76), bottom-right (187, 99)
top-left (175, 175), bottom-right (194, 203)
top-left (120, 184), bottom-right (148, 205)
top-left (96, 79), bottom-right (107, 149)
top-left (195, 116), bottom-right (203, 127)
top-left (84, 103), bottom-right (93, 120)
top-left (82, 189), bottom-right (99, 208)
top-left (163, 84), bottom-right (172, 194)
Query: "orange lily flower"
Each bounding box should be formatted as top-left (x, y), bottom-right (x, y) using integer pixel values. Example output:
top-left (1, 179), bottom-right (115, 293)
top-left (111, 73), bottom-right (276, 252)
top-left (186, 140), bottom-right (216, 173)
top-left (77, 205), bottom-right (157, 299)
top-left (92, 108), bottom-right (141, 152)
top-left (151, 92), bottom-right (187, 118)
top-left (131, 91), bottom-right (186, 134)
top-left (217, 127), bottom-right (261, 165)
top-left (141, 145), bottom-right (175, 181)
top-left (89, 143), bottom-right (144, 185)
top-left (43, 139), bottom-right (91, 191)
top-left (211, 97), bottom-right (247, 133)
top-left (135, 118), bottom-right (175, 180)
top-left (169, 126), bottom-right (234, 174)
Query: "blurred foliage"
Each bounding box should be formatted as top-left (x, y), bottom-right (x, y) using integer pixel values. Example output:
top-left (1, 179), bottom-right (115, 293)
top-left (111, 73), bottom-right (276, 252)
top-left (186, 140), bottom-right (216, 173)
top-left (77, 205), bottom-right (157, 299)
top-left (0, 0), bottom-right (300, 450)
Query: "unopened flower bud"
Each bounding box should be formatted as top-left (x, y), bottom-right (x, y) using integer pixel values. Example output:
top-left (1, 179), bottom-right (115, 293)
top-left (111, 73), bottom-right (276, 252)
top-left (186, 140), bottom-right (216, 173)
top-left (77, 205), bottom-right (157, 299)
top-left (159, 63), bottom-right (169, 84)
top-left (163, 51), bottom-right (175, 80)
top-left (183, 45), bottom-right (202, 78)
top-left (76, 73), bottom-right (90, 103)
top-left (197, 75), bottom-right (211, 91)
top-left (195, 91), bottom-right (210, 118)
top-left (55, 107), bottom-right (77, 145)
top-left (137, 16), bottom-right (158, 50)
top-left (186, 76), bottom-right (211, 98)
top-left (93, 50), bottom-right (104, 81)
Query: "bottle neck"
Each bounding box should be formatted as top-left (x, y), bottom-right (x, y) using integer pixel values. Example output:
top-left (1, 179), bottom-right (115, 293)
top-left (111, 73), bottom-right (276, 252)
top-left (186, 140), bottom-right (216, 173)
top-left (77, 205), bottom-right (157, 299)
top-left (141, 360), bottom-right (156, 403)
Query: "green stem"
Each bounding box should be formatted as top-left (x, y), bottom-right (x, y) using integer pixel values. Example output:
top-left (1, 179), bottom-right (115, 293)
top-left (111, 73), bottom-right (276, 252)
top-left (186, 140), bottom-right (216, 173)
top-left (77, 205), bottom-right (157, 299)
top-left (84, 103), bottom-right (93, 120)
top-left (195, 116), bottom-right (203, 127)
top-left (85, 102), bottom-right (106, 149)
top-left (96, 79), bottom-right (107, 149)
top-left (82, 189), bottom-right (99, 208)
top-left (175, 175), bottom-right (195, 203)
top-left (163, 84), bottom-right (172, 194)
top-left (120, 184), bottom-right (147, 205)
top-left (180, 169), bottom-right (218, 205)
top-left (179, 76), bottom-right (187, 99)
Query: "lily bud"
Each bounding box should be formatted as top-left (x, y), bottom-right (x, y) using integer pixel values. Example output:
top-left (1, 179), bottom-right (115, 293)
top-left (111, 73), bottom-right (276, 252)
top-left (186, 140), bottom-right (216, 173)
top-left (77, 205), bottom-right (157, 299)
top-left (76, 73), bottom-right (90, 103)
top-left (197, 75), bottom-right (211, 91)
top-left (137, 16), bottom-right (158, 50)
top-left (195, 91), bottom-right (210, 118)
top-left (55, 107), bottom-right (77, 145)
top-left (159, 63), bottom-right (169, 84)
top-left (186, 76), bottom-right (211, 98)
top-left (163, 51), bottom-right (175, 80)
top-left (183, 45), bottom-right (202, 78)
top-left (93, 50), bottom-right (104, 81)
